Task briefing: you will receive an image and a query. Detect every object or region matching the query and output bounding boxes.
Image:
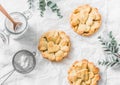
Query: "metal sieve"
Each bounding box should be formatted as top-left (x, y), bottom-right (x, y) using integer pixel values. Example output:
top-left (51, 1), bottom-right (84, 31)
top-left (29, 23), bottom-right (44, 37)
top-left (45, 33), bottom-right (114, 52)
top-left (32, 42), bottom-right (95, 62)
top-left (0, 50), bottom-right (36, 85)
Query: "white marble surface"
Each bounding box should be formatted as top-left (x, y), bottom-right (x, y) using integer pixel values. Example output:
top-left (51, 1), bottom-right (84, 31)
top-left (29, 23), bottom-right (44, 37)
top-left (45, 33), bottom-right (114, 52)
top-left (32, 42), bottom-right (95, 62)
top-left (0, 0), bottom-right (120, 85)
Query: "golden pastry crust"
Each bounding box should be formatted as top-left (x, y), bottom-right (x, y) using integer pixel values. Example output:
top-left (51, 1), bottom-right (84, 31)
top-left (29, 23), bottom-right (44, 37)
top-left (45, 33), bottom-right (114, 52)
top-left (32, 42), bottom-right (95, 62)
top-left (68, 59), bottom-right (100, 85)
top-left (70, 4), bottom-right (102, 36)
top-left (38, 30), bottom-right (71, 62)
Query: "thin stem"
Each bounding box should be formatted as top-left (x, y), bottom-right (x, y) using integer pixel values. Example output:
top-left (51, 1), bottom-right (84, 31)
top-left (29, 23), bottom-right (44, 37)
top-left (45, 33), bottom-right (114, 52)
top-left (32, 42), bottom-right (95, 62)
top-left (113, 53), bottom-right (120, 58)
top-left (117, 53), bottom-right (120, 57)
top-left (104, 66), bottom-right (108, 85)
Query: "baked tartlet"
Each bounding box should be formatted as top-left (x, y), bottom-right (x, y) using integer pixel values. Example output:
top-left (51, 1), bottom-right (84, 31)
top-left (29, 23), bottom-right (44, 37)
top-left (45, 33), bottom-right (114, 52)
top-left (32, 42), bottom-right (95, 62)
top-left (70, 4), bottom-right (102, 36)
top-left (38, 30), bottom-right (71, 62)
top-left (68, 59), bottom-right (100, 85)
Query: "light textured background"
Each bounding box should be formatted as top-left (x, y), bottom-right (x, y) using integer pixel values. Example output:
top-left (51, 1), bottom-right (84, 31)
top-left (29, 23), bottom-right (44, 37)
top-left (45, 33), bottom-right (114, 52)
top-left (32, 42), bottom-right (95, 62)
top-left (0, 0), bottom-right (120, 85)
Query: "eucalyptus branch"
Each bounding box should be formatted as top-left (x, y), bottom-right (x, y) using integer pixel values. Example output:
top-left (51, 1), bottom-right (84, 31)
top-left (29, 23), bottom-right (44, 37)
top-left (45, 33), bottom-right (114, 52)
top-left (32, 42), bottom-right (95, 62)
top-left (38, 0), bottom-right (63, 18)
top-left (98, 31), bottom-right (120, 67)
top-left (98, 31), bottom-right (120, 57)
top-left (47, 1), bottom-right (63, 18)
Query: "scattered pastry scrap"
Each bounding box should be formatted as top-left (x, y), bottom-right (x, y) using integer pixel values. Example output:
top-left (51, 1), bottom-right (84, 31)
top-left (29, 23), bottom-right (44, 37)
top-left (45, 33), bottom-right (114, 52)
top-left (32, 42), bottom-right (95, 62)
top-left (38, 30), bottom-right (71, 62)
top-left (68, 59), bottom-right (100, 85)
top-left (70, 4), bottom-right (102, 36)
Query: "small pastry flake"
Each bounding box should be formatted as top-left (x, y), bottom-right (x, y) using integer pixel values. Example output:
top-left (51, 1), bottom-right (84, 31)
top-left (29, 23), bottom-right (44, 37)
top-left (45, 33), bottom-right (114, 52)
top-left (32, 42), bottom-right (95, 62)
top-left (38, 30), bottom-right (71, 61)
top-left (68, 59), bottom-right (100, 85)
top-left (70, 4), bottom-right (102, 36)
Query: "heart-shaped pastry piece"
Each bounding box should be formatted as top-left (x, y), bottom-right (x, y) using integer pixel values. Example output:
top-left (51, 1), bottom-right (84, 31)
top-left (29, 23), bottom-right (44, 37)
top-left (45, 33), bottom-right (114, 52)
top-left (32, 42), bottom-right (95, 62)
top-left (47, 41), bottom-right (60, 53)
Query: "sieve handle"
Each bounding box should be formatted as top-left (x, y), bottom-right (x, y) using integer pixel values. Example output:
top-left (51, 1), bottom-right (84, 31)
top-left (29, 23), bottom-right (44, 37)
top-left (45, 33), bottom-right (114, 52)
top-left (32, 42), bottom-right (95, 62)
top-left (0, 69), bottom-right (15, 85)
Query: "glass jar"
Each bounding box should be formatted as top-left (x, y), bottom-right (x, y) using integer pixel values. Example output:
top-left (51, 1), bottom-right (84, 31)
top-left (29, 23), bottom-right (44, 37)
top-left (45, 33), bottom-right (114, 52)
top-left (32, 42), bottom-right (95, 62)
top-left (0, 10), bottom-right (32, 46)
top-left (4, 12), bottom-right (28, 39)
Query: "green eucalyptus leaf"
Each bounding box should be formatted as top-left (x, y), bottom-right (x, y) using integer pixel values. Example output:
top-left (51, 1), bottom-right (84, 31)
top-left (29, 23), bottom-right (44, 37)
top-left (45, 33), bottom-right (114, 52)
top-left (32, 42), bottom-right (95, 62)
top-left (28, 0), bottom-right (34, 9)
top-left (39, 0), bottom-right (46, 17)
top-left (98, 36), bottom-right (101, 39)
